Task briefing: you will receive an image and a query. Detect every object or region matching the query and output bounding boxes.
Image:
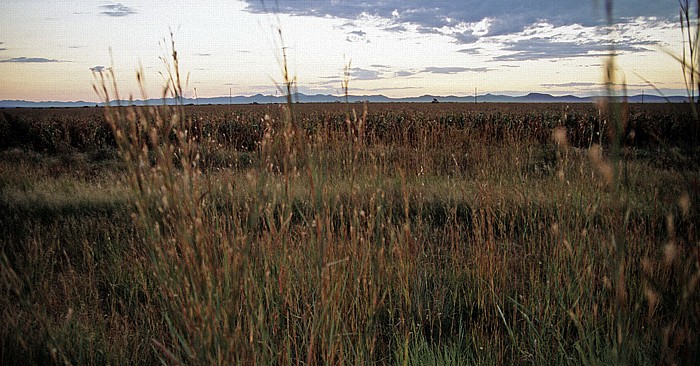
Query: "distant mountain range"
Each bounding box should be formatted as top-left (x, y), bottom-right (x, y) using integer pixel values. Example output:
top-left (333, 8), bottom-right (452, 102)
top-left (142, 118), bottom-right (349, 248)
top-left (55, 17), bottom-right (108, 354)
top-left (0, 92), bottom-right (689, 108)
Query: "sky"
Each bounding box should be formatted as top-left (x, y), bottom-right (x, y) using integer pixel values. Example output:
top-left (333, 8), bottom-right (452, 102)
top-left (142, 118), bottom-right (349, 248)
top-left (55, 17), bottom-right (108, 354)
top-left (0, 0), bottom-right (693, 102)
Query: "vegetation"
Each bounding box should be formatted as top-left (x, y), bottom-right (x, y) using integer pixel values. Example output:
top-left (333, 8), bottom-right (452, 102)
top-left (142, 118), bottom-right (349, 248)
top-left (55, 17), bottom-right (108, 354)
top-left (1, 86), bottom-right (699, 365)
top-left (2, 4), bottom-right (700, 361)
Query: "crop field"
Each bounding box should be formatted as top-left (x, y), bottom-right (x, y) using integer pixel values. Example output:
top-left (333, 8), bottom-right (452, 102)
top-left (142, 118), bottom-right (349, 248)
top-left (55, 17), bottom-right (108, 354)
top-left (1, 100), bottom-right (699, 364)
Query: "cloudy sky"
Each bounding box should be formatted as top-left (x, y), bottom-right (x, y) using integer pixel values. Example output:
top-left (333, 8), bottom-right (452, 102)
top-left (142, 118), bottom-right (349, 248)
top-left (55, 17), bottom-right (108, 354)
top-left (0, 1), bottom-right (691, 102)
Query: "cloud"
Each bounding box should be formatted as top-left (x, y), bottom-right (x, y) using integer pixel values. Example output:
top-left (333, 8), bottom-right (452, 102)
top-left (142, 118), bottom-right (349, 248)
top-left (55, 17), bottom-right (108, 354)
top-left (493, 37), bottom-right (651, 61)
top-left (457, 48), bottom-right (481, 55)
top-left (312, 78), bottom-right (343, 87)
top-left (241, 1), bottom-right (678, 42)
top-left (100, 3), bottom-right (137, 17)
top-left (541, 81), bottom-right (649, 89)
top-left (346, 29), bottom-right (369, 43)
top-left (319, 75), bottom-right (342, 80)
top-left (326, 66), bottom-right (421, 79)
top-left (0, 57), bottom-right (65, 63)
top-left (384, 25), bottom-right (408, 33)
top-left (365, 86), bottom-right (422, 92)
top-left (351, 68), bottom-right (381, 80)
top-left (194, 53), bottom-right (212, 56)
top-left (347, 37), bottom-right (369, 43)
top-left (336, 66), bottom-right (428, 81)
top-left (0, 48), bottom-right (6, 51)
top-left (295, 85), bottom-right (339, 95)
top-left (326, 65), bottom-right (492, 84)
top-left (541, 82), bottom-right (598, 88)
top-left (395, 70), bottom-right (417, 77)
top-left (90, 65), bottom-right (109, 72)
top-left (422, 67), bottom-right (490, 74)
top-left (453, 30), bottom-right (479, 44)
top-left (334, 21), bottom-right (357, 30)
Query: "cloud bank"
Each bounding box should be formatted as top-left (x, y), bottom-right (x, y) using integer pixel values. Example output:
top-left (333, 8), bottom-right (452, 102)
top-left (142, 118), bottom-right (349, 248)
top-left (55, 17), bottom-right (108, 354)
top-left (242, 1), bottom-right (675, 61)
top-left (241, 1), bottom-right (677, 36)
top-left (493, 37), bottom-right (653, 61)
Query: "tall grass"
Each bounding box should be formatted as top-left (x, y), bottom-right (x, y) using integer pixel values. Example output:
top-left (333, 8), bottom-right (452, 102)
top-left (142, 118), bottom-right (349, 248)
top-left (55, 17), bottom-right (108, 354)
top-left (680, 0), bottom-right (700, 141)
top-left (1, 99), bottom-right (698, 366)
top-left (0, 3), bottom-right (699, 365)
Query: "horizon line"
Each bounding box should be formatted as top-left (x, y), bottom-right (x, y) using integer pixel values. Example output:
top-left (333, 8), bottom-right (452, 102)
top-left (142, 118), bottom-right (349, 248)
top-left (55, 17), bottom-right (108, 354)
top-left (0, 90), bottom-right (690, 105)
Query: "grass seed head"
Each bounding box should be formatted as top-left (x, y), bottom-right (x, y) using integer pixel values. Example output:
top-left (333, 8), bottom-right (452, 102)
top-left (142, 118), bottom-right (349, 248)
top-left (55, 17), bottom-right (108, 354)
top-left (553, 126), bottom-right (568, 147)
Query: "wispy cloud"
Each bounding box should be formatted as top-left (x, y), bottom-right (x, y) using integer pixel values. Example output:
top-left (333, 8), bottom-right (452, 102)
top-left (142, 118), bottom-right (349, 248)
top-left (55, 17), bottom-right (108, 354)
top-left (313, 78), bottom-right (343, 86)
top-left (296, 85), bottom-right (337, 95)
top-left (100, 3), bottom-right (137, 17)
top-left (457, 48), bottom-right (482, 55)
top-left (422, 67), bottom-right (490, 74)
top-left (346, 65), bottom-right (433, 81)
top-left (318, 75), bottom-right (342, 80)
top-left (394, 70), bottom-right (418, 77)
top-left (318, 67), bottom-right (386, 82)
top-left (0, 57), bottom-right (67, 63)
top-left (194, 53), bottom-right (212, 56)
top-left (540, 81), bottom-right (649, 89)
top-left (365, 86), bottom-right (422, 92)
top-left (541, 82), bottom-right (598, 88)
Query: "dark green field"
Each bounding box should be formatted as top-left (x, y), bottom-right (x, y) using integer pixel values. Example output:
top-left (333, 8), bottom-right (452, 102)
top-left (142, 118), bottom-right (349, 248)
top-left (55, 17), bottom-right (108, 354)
top-left (1, 101), bottom-right (698, 364)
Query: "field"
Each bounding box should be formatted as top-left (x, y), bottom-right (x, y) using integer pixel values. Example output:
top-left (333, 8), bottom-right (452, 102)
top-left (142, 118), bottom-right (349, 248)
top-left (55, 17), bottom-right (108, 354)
top-left (1, 101), bottom-right (699, 364)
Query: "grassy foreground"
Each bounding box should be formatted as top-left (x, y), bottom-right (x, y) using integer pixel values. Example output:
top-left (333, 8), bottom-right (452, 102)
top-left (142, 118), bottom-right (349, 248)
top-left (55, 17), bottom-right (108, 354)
top-left (1, 98), bottom-right (699, 364)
